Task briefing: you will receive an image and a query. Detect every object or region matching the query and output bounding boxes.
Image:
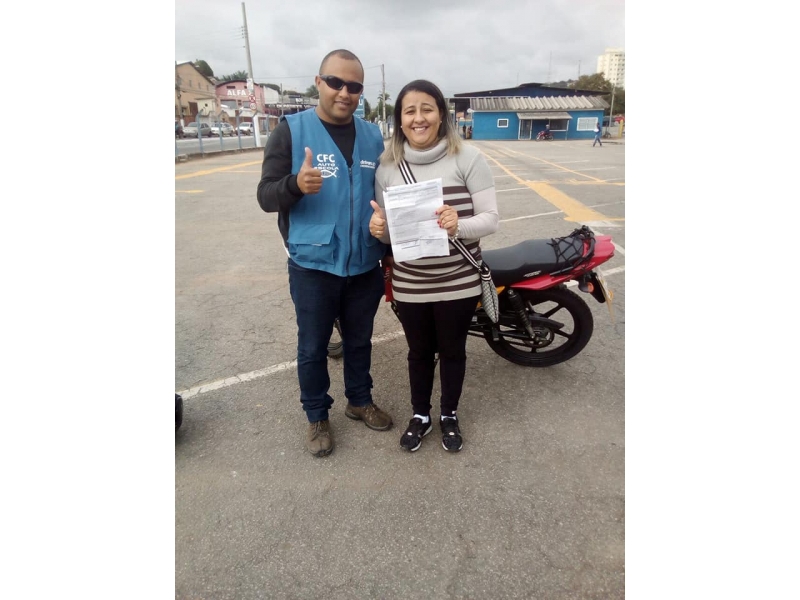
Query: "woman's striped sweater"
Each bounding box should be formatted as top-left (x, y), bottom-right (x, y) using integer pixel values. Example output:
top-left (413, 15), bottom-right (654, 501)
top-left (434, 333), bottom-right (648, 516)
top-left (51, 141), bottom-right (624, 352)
top-left (374, 140), bottom-right (499, 303)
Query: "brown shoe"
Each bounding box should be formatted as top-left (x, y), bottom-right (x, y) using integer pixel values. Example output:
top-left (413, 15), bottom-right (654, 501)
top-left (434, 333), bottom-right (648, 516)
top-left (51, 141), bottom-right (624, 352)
top-left (345, 402), bottom-right (393, 431)
top-left (306, 420), bottom-right (334, 457)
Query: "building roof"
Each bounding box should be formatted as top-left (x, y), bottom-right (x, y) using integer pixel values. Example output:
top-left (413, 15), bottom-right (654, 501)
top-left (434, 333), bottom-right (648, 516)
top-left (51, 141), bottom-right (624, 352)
top-left (470, 96), bottom-right (608, 112)
top-left (517, 111), bottom-right (573, 120)
top-left (454, 82), bottom-right (607, 98)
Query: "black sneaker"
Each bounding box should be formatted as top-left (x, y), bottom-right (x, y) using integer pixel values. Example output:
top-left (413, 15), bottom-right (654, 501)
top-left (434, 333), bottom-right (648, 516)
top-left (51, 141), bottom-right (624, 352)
top-left (400, 417), bottom-right (432, 452)
top-left (440, 417), bottom-right (463, 452)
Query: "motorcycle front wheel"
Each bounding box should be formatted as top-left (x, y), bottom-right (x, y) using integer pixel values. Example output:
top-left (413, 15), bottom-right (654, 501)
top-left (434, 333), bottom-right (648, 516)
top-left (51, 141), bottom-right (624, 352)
top-left (327, 318), bottom-right (344, 359)
top-left (175, 393), bottom-right (183, 431)
top-left (483, 287), bottom-right (593, 367)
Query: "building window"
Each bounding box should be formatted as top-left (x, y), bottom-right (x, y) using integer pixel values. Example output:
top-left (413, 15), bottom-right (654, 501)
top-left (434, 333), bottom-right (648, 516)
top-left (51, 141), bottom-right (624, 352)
top-left (549, 119), bottom-right (568, 131)
top-left (577, 117), bottom-right (596, 131)
top-left (497, 118), bottom-right (509, 128)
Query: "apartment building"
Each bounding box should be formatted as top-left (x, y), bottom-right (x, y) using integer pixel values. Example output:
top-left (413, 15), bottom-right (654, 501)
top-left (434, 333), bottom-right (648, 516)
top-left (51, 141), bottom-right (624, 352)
top-left (597, 48), bottom-right (625, 88)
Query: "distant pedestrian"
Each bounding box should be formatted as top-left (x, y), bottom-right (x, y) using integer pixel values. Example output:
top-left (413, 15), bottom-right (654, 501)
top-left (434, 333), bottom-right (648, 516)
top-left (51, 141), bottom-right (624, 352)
top-left (461, 124), bottom-right (467, 138)
top-left (593, 121), bottom-right (603, 147)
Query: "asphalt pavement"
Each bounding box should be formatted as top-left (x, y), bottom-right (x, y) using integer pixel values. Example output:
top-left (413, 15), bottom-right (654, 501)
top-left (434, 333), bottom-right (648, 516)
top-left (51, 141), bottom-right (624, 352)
top-left (175, 138), bottom-right (626, 599)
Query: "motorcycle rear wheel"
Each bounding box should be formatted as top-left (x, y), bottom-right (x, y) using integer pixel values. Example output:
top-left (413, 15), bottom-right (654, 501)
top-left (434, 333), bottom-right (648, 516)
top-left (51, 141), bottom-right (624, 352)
top-left (483, 287), bottom-right (593, 367)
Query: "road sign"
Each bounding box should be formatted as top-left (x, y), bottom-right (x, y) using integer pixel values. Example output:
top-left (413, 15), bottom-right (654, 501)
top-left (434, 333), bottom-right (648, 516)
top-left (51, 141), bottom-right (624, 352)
top-left (249, 102), bottom-right (256, 110)
top-left (354, 95), bottom-right (365, 119)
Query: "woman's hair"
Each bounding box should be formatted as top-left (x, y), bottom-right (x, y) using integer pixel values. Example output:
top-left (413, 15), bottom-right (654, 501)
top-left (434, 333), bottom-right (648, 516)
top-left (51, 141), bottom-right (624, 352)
top-left (381, 79), bottom-right (462, 165)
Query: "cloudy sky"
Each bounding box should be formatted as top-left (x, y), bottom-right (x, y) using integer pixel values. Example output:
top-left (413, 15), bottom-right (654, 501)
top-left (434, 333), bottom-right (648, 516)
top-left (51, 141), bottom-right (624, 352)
top-left (175, 0), bottom-right (624, 102)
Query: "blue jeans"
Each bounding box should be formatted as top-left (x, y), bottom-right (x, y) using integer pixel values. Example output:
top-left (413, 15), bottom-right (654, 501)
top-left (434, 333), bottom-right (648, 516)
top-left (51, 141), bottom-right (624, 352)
top-left (287, 259), bottom-right (385, 422)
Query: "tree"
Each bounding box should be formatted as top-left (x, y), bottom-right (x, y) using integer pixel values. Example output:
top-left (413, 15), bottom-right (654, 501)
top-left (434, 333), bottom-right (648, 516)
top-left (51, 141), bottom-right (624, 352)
top-left (218, 70), bottom-right (250, 82)
top-left (369, 92), bottom-right (392, 122)
top-left (570, 73), bottom-right (612, 92)
top-left (262, 83), bottom-right (281, 93)
top-left (363, 98), bottom-right (372, 119)
top-left (569, 74), bottom-right (625, 118)
top-left (194, 59), bottom-right (214, 78)
top-left (304, 84), bottom-right (318, 98)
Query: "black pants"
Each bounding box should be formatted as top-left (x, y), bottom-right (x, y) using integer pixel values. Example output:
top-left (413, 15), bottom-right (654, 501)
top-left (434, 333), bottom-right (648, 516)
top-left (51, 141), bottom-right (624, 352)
top-left (395, 295), bottom-right (479, 417)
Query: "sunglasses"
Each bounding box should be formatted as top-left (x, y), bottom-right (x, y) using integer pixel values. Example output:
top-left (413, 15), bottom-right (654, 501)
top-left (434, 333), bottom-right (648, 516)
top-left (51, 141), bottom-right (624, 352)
top-left (318, 75), bottom-right (364, 95)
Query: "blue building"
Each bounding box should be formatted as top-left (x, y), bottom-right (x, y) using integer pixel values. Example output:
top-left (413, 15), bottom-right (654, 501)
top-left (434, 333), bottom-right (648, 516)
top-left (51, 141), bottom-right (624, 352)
top-left (452, 83), bottom-right (609, 141)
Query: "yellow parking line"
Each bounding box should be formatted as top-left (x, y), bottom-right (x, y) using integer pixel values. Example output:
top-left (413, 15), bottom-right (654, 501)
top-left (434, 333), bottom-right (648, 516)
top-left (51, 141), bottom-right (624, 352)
top-left (485, 143), bottom-right (605, 182)
top-left (527, 182), bottom-right (607, 222)
top-left (175, 160), bottom-right (262, 180)
top-left (176, 190), bottom-right (204, 194)
top-left (480, 151), bottom-right (609, 223)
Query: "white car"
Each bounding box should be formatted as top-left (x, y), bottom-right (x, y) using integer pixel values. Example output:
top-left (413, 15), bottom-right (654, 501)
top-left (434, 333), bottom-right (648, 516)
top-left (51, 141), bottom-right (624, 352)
top-left (183, 122), bottom-right (212, 138)
top-left (211, 122), bottom-right (235, 137)
top-left (237, 122), bottom-right (253, 135)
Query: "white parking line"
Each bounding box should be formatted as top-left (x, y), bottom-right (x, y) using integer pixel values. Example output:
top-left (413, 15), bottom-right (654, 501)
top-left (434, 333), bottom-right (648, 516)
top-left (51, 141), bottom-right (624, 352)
top-left (500, 210), bottom-right (564, 221)
top-left (176, 270), bottom-right (625, 400)
top-left (177, 331), bottom-right (406, 399)
top-left (496, 187), bottom-right (533, 193)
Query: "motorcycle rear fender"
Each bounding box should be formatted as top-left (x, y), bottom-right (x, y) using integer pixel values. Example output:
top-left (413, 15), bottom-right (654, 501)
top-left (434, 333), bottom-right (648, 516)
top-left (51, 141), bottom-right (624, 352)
top-left (509, 235), bottom-right (615, 291)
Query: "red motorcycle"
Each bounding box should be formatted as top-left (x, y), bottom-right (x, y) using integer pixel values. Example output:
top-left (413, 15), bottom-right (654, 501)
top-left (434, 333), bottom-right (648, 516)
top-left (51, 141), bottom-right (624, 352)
top-left (329, 226), bottom-right (615, 367)
top-left (536, 130), bottom-right (554, 141)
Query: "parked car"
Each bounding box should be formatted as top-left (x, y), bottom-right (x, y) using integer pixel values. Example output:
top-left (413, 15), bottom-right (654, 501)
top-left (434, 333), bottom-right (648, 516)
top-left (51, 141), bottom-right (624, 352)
top-left (211, 122), bottom-right (235, 137)
top-left (175, 122), bottom-right (184, 139)
top-left (237, 122), bottom-right (253, 135)
top-left (184, 123), bottom-right (212, 138)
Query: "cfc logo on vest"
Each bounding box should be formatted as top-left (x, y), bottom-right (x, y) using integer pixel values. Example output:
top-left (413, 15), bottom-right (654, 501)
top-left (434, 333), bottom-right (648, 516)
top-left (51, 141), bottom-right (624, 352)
top-left (315, 154), bottom-right (339, 178)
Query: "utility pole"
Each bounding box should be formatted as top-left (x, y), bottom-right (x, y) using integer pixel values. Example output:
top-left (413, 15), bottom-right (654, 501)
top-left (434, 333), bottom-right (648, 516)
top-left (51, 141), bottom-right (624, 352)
top-left (606, 85), bottom-right (616, 135)
top-left (381, 64), bottom-right (386, 137)
top-left (242, 2), bottom-right (254, 78)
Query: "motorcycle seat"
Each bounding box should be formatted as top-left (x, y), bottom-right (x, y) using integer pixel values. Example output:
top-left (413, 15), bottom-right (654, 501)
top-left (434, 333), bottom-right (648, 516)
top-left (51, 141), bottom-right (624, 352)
top-left (482, 237), bottom-right (586, 286)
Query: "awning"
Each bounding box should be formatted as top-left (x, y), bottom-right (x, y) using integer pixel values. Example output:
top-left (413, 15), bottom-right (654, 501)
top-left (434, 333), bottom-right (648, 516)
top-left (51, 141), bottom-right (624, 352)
top-left (516, 111), bottom-right (573, 120)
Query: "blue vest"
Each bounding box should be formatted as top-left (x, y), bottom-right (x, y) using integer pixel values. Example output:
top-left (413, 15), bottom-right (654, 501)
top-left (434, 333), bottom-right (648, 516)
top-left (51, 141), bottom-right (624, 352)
top-left (285, 109), bottom-right (386, 277)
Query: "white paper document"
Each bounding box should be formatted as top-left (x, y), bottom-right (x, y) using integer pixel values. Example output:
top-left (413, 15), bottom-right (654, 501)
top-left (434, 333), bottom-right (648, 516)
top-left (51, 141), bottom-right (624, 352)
top-left (383, 178), bottom-right (450, 262)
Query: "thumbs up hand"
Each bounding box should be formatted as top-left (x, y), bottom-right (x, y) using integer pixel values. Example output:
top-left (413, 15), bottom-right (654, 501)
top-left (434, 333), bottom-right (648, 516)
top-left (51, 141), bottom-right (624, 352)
top-left (297, 147), bottom-right (322, 195)
top-left (369, 200), bottom-right (387, 239)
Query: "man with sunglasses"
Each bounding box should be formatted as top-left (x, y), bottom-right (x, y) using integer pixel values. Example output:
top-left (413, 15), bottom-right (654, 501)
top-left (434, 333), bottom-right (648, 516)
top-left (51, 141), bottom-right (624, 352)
top-left (257, 49), bottom-right (392, 457)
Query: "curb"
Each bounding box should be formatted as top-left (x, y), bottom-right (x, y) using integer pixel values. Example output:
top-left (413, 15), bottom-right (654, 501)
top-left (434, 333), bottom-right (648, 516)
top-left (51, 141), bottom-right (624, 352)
top-left (175, 147), bottom-right (263, 163)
